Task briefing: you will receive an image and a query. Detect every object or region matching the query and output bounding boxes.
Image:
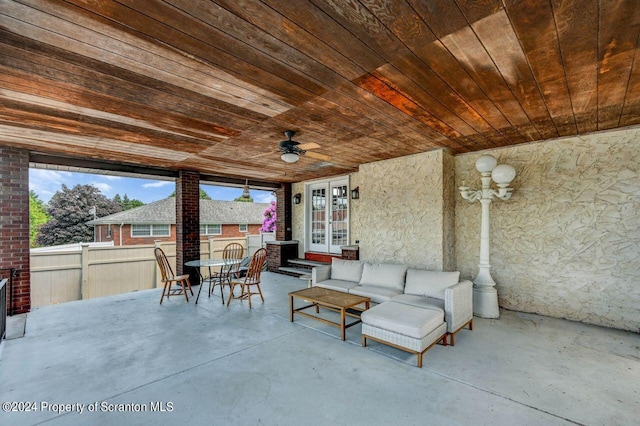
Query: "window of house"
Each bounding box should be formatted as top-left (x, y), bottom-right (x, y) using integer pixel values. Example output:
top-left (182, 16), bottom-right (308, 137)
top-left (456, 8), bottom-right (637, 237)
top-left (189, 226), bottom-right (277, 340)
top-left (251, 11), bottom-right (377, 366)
top-left (200, 224), bottom-right (222, 235)
top-left (239, 224), bottom-right (248, 232)
top-left (131, 224), bottom-right (170, 237)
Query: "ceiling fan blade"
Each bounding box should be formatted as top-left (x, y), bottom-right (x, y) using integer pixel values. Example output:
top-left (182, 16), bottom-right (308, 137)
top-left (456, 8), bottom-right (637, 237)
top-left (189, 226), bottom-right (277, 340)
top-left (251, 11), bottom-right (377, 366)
top-left (297, 142), bottom-right (320, 150)
top-left (305, 151), bottom-right (332, 162)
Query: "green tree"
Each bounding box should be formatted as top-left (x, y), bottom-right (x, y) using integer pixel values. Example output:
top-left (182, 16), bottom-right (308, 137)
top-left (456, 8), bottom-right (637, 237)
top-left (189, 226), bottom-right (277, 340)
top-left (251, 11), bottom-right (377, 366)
top-left (113, 193), bottom-right (144, 210)
top-left (169, 187), bottom-right (212, 199)
top-left (35, 184), bottom-right (121, 246)
top-left (29, 190), bottom-right (50, 247)
top-left (233, 195), bottom-right (254, 202)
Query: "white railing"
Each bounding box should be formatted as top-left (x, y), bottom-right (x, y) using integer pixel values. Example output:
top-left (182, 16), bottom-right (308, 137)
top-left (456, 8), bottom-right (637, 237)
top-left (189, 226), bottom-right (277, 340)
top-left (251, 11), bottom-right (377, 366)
top-left (30, 233), bottom-right (275, 307)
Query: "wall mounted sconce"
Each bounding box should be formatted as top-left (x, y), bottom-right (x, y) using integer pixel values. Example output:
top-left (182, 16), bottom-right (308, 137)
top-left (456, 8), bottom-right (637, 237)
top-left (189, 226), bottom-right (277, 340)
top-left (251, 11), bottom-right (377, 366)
top-left (351, 187), bottom-right (359, 200)
top-left (293, 193), bottom-right (302, 205)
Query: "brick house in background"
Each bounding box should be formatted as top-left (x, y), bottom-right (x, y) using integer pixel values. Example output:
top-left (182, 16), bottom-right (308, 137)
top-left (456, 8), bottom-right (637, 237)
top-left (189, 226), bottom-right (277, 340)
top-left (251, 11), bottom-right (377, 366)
top-left (87, 197), bottom-right (270, 246)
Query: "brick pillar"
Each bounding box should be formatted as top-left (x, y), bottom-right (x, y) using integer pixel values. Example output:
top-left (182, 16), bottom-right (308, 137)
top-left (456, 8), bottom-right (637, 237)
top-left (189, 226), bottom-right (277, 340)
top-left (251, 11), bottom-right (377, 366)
top-left (175, 170), bottom-right (200, 284)
top-left (275, 183), bottom-right (292, 241)
top-left (0, 147), bottom-right (31, 314)
top-left (341, 246), bottom-right (359, 260)
top-left (266, 241), bottom-right (298, 273)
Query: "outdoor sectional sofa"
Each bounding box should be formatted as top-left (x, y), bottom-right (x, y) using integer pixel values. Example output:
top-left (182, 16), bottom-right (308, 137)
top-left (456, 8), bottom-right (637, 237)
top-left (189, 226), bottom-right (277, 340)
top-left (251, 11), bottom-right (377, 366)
top-left (312, 258), bottom-right (473, 367)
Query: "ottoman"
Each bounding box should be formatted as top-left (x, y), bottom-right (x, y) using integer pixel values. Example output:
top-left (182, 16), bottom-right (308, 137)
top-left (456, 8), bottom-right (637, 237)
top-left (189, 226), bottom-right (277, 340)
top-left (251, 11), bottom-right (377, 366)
top-left (361, 301), bottom-right (447, 367)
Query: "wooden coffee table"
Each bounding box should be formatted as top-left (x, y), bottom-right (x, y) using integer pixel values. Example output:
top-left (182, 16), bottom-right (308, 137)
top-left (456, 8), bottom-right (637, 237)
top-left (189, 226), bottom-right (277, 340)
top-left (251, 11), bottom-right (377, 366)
top-left (289, 287), bottom-right (370, 341)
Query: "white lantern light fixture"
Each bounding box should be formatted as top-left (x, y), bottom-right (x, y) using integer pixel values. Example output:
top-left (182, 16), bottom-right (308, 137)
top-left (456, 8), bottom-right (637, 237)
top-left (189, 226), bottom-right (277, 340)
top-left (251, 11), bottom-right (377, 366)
top-left (459, 154), bottom-right (516, 319)
top-left (491, 164), bottom-right (516, 184)
top-left (475, 154), bottom-right (498, 173)
top-left (281, 152), bottom-right (299, 163)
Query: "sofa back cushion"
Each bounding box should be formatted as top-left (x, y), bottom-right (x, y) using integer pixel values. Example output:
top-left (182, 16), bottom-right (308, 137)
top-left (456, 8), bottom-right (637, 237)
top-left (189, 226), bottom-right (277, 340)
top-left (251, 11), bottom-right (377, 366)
top-left (359, 263), bottom-right (408, 291)
top-left (404, 270), bottom-right (461, 300)
top-left (331, 258), bottom-right (365, 282)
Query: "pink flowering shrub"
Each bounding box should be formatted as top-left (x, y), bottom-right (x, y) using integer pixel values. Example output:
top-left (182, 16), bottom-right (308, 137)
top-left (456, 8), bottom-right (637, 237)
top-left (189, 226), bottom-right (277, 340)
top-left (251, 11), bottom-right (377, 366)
top-left (260, 201), bottom-right (277, 232)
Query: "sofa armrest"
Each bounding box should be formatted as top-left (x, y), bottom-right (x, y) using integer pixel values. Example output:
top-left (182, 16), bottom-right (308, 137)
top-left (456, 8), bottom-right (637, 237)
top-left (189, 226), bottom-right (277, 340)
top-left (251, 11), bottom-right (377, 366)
top-left (312, 265), bottom-right (331, 286)
top-left (444, 280), bottom-right (473, 333)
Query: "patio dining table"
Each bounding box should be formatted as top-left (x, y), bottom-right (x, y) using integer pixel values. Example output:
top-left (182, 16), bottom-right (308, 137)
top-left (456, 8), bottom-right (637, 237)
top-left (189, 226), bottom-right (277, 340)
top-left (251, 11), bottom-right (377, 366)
top-left (185, 258), bottom-right (242, 305)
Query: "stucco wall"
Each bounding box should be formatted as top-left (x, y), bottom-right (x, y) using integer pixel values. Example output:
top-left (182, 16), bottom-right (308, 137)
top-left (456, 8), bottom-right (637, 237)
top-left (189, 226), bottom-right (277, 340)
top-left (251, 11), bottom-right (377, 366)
top-left (455, 127), bottom-right (640, 332)
top-left (442, 150), bottom-right (457, 271)
top-left (350, 150), bottom-right (450, 270)
top-left (292, 127), bottom-right (638, 332)
top-left (292, 181), bottom-right (305, 258)
top-left (293, 151), bottom-right (453, 268)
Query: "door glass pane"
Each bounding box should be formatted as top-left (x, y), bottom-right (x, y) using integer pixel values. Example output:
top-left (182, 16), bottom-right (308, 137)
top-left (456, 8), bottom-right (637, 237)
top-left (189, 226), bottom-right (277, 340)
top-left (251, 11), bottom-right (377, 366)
top-left (311, 188), bottom-right (326, 244)
top-left (331, 185), bottom-right (348, 246)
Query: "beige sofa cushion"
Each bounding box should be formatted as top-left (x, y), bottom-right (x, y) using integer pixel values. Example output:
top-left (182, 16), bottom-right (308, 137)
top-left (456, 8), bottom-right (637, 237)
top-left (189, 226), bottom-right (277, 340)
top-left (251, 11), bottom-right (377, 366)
top-left (331, 258), bottom-right (365, 282)
top-left (404, 270), bottom-right (460, 300)
top-left (361, 301), bottom-right (444, 339)
top-left (358, 263), bottom-right (407, 291)
top-left (391, 294), bottom-right (444, 312)
top-left (315, 279), bottom-right (360, 293)
top-left (349, 285), bottom-right (402, 304)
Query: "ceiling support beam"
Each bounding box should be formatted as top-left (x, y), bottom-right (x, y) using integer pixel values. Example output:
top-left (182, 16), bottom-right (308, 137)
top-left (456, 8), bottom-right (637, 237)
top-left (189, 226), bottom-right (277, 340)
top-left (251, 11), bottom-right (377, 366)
top-left (29, 153), bottom-right (282, 190)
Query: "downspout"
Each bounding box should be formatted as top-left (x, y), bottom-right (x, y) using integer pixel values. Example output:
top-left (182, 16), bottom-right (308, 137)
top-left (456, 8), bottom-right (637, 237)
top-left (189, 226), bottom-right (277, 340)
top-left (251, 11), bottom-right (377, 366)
top-left (119, 223), bottom-right (124, 246)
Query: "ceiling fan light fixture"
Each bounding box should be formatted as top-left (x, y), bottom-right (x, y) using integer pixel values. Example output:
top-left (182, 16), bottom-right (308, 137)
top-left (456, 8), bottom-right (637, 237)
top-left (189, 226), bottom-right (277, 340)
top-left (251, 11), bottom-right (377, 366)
top-left (281, 151), bottom-right (299, 163)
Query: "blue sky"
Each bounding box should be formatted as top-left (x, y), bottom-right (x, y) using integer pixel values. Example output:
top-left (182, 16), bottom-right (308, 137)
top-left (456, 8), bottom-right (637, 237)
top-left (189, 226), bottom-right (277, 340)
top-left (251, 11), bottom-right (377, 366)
top-left (29, 169), bottom-right (276, 204)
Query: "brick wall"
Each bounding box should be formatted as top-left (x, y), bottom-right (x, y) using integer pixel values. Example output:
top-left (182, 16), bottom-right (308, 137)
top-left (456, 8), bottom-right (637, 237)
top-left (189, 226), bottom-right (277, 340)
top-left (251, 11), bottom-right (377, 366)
top-left (95, 223), bottom-right (261, 245)
top-left (266, 246), bottom-right (279, 272)
top-left (266, 241), bottom-right (298, 272)
top-left (0, 147), bottom-right (30, 314)
top-left (175, 171), bottom-right (200, 282)
top-left (341, 246), bottom-right (360, 260)
top-left (219, 223), bottom-right (261, 238)
top-left (95, 224), bottom-right (175, 245)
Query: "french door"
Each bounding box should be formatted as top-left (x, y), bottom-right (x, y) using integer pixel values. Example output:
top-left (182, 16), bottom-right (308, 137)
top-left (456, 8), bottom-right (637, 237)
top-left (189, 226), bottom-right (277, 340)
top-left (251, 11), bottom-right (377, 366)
top-left (308, 178), bottom-right (349, 254)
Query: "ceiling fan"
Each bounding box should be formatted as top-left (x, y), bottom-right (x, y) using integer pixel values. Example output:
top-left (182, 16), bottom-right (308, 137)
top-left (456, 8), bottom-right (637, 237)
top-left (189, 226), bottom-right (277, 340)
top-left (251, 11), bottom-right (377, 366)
top-left (278, 130), bottom-right (331, 163)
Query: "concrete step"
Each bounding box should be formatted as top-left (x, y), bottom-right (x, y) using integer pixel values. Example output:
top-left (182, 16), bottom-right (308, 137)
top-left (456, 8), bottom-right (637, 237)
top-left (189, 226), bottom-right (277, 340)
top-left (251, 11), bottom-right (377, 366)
top-left (288, 259), bottom-right (330, 268)
top-left (277, 266), bottom-right (309, 277)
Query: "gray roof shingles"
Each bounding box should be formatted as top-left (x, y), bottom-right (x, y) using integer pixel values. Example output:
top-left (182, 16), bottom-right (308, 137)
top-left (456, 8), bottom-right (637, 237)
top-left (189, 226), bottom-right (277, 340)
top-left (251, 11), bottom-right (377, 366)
top-left (87, 197), bottom-right (270, 225)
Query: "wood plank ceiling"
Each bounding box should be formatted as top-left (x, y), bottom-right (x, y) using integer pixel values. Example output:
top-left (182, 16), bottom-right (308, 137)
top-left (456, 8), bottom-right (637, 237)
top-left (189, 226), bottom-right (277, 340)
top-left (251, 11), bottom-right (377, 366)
top-left (1, 0), bottom-right (640, 184)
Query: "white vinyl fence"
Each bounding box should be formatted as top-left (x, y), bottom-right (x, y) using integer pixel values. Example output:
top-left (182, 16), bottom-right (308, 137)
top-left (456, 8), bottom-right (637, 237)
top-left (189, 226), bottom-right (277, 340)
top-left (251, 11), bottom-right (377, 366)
top-left (247, 232), bottom-right (275, 257)
top-left (30, 234), bottom-right (275, 307)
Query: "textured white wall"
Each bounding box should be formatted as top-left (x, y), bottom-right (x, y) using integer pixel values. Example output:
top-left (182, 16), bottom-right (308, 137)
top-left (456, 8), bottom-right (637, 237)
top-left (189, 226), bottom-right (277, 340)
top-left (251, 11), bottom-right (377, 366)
top-left (350, 150), bottom-right (450, 270)
top-left (293, 151), bottom-right (454, 268)
top-left (455, 127), bottom-right (640, 332)
top-left (291, 181), bottom-right (305, 258)
top-left (292, 127), bottom-right (639, 331)
top-left (442, 150), bottom-right (457, 271)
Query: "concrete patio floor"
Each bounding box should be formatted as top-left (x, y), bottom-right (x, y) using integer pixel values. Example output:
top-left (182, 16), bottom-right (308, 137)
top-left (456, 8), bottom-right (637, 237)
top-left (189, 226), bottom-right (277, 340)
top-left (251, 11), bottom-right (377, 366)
top-left (1, 272), bottom-right (638, 426)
